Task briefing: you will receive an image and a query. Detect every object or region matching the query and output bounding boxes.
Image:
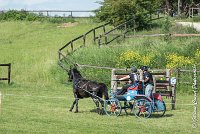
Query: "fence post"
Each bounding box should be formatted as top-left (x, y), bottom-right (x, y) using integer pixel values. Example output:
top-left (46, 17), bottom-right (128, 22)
top-left (103, 25), bottom-right (108, 44)
top-left (177, 68), bottom-right (180, 89)
top-left (103, 25), bottom-right (106, 33)
top-left (192, 8), bottom-right (194, 18)
top-left (58, 51), bottom-right (61, 60)
top-left (192, 65), bottom-right (198, 128)
top-left (83, 34), bottom-right (86, 47)
top-left (171, 84), bottom-right (176, 110)
top-left (105, 35), bottom-right (108, 45)
top-left (8, 63), bottom-right (11, 84)
top-left (166, 69), bottom-right (170, 91)
top-left (70, 41), bottom-right (73, 52)
top-left (111, 69), bottom-right (117, 90)
top-left (70, 11), bottom-right (73, 17)
top-left (98, 35), bottom-right (101, 48)
top-left (92, 29), bottom-right (96, 43)
top-left (133, 19), bottom-right (136, 35)
top-left (124, 23), bottom-right (127, 39)
top-left (199, 8), bottom-right (200, 15)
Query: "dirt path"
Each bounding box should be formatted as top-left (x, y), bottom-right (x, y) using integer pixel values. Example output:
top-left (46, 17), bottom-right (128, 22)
top-left (176, 22), bottom-right (200, 31)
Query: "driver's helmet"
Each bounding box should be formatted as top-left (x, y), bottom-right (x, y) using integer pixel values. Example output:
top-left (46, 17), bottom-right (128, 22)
top-left (140, 66), bottom-right (148, 71)
top-left (131, 66), bottom-right (137, 73)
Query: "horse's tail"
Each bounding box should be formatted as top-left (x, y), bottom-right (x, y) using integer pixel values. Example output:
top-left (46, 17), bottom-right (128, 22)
top-left (99, 83), bottom-right (109, 100)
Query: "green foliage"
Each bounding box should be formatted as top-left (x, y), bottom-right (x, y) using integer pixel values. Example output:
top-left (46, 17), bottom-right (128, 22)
top-left (0, 10), bottom-right (75, 23)
top-left (162, 17), bottom-right (172, 41)
top-left (43, 17), bottom-right (75, 23)
top-left (192, 16), bottom-right (200, 22)
top-left (0, 10), bottom-right (38, 21)
top-left (96, 0), bottom-right (162, 28)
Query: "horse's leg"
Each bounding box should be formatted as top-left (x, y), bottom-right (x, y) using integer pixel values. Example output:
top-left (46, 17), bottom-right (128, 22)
top-left (69, 93), bottom-right (79, 113)
top-left (69, 99), bottom-right (76, 112)
top-left (91, 92), bottom-right (103, 114)
top-left (99, 99), bottom-right (105, 115)
top-left (75, 96), bottom-right (79, 113)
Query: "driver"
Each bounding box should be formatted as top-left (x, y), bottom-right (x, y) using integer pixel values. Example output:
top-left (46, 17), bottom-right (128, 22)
top-left (117, 66), bottom-right (139, 95)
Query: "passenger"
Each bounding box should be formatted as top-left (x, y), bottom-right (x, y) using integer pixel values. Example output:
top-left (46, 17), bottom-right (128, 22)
top-left (140, 66), bottom-right (154, 98)
top-left (117, 66), bottom-right (139, 95)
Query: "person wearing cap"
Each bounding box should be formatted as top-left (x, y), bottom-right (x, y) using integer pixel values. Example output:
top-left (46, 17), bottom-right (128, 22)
top-left (117, 66), bottom-right (139, 95)
top-left (140, 66), bottom-right (154, 98)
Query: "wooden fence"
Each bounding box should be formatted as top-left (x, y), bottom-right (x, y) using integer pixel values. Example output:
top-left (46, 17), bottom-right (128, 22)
top-left (58, 22), bottom-right (111, 71)
top-left (58, 14), bottom-right (163, 71)
top-left (0, 63), bottom-right (11, 84)
top-left (97, 15), bottom-right (162, 47)
top-left (176, 69), bottom-right (200, 89)
top-left (189, 7), bottom-right (200, 17)
top-left (98, 18), bottom-right (136, 47)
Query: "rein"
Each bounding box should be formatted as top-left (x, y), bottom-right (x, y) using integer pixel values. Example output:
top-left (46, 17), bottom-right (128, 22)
top-left (71, 69), bottom-right (105, 102)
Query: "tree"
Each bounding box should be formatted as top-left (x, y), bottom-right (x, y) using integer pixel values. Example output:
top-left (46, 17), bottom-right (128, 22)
top-left (95, 0), bottom-right (163, 28)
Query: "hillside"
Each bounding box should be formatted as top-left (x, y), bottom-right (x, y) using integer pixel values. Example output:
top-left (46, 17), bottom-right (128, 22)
top-left (0, 19), bottom-right (99, 87)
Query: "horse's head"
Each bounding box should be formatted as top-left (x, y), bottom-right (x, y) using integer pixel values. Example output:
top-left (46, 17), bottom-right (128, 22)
top-left (68, 66), bottom-right (82, 82)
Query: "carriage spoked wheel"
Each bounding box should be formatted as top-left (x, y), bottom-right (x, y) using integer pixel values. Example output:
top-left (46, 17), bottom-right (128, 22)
top-left (151, 99), bottom-right (166, 117)
top-left (104, 98), bottom-right (122, 116)
top-left (124, 100), bottom-right (134, 115)
top-left (133, 98), bottom-right (152, 118)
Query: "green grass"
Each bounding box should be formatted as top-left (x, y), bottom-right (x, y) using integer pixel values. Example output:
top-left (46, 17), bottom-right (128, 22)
top-left (0, 19), bottom-right (200, 133)
top-left (0, 85), bottom-right (199, 134)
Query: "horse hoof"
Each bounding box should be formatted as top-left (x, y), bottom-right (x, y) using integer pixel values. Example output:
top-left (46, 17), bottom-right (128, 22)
top-left (69, 110), bottom-right (72, 112)
top-left (74, 111), bottom-right (78, 113)
top-left (97, 109), bottom-right (103, 115)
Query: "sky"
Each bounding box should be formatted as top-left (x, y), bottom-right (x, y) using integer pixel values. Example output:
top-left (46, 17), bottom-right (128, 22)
top-left (0, 0), bottom-right (102, 10)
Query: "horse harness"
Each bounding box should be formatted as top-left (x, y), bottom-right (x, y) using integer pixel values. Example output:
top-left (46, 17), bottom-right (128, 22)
top-left (74, 78), bottom-right (104, 101)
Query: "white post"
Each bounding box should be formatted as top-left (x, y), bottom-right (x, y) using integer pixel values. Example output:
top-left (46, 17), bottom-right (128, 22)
top-left (166, 69), bottom-right (170, 91)
top-left (192, 65), bottom-right (198, 128)
top-left (178, 0), bottom-right (180, 16)
top-left (111, 69), bottom-right (117, 91)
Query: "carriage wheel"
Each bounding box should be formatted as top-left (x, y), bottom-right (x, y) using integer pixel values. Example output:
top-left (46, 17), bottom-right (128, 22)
top-left (133, 98), bottom-right (152, 118)
top-left (104, 99), bottom-right (122, 116)
top-left (124, 100), bottom-right (134, 115)
top-left (152, 99), bottom-right (166, 117)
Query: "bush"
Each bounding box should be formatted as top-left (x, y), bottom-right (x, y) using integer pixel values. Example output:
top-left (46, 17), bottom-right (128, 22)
top-left (0, 10), bottom-right (75, 23)
top-left (0, 10), bottom-right (38, 21)
top-left (95, 0), bottom-right (162, 29)
top-left (192, 16), bottom-right (200, 22)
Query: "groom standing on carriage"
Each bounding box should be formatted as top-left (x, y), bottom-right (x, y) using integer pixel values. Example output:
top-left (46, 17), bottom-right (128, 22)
top-left (140, 66), bottom-right (154, 98)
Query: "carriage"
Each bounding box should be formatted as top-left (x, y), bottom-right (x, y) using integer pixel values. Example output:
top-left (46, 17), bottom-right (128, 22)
top-left (104, 81), bottom-right (166, 118)
top-left (68, 66), bottom-right (170, 118)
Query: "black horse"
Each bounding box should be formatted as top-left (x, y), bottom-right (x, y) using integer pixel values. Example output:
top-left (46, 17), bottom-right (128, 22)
top-left (68, 67), bottom-right (109, 114)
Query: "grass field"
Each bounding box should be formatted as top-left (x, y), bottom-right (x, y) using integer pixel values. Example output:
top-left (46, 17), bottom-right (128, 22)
top-left (0, 85), bottom-right (199, 134)
top-left (0, 19), bottom-right (199, 134)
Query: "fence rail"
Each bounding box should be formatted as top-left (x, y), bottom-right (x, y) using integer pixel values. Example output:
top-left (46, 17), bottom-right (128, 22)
top-left (0, 63), bottom-right (11, 84)
top-left (58, 21), bottom-right (111, 71)
top-left (58, 14), bottom-right (161, 71)
top-left (98, 18), bottom-right (136, 47)
top-left (176, 68), bottom-right (200, 87)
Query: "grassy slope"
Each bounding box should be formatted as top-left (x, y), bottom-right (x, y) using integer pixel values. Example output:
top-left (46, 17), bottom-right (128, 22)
top-left (0, 20), bottom-right (200, 134)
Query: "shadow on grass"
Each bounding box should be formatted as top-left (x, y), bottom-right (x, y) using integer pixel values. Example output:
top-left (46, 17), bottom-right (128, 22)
top-left (150, 114), bottom-right (174, 118)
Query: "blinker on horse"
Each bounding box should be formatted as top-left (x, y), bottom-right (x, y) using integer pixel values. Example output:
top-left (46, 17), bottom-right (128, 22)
top-left (68, 67), bottom-right (109, 114)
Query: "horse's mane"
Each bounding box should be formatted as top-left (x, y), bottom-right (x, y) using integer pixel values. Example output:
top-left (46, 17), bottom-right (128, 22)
top-left (73, 68), bottom-right (82, 78)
